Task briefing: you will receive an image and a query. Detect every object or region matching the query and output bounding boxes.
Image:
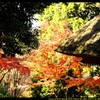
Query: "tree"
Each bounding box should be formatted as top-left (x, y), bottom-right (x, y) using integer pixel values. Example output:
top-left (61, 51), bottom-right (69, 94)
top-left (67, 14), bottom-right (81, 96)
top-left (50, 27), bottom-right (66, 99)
top-left (39, 2), bottom-right (100, 32)
top-left (0, 2), bottom-right (52, 56)
top-left (28, 2), bottom-right (100, 98)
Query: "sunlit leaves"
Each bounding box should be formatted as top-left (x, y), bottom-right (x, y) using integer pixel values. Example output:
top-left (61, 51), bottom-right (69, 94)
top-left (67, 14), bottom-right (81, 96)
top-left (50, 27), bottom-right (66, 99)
top-left (39, 2), bottom-right (68, 22)
top-left (17, 2), bottom-right (100, 97)
top-left (0, 55), bottom-right (30, 75)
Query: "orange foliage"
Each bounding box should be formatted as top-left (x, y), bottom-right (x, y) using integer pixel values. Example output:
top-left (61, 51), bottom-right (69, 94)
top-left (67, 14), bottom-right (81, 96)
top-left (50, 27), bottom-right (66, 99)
top-left (65, 76), bottom-right (100, 89)
top-left (85, 76), bottom-right (100, 88)
top-left (17, 19), bottom-right (98, 93)
top-left (40, 63), bottom-right (68, 80)
top-left (65, 78), bottom-right (85, 88)
top-left (18, 20), bottom-right (85, 88)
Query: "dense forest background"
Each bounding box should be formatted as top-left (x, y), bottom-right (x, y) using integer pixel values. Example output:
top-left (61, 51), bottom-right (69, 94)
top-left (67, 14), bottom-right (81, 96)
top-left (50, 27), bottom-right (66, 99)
top-left (0, 2), bottom-right (100, 98)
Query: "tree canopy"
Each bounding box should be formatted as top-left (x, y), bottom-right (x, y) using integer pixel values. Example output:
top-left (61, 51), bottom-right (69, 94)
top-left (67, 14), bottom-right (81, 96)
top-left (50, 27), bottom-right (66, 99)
top-left (0, 2), bottom-right (52, 56)
top-left (1, 2), bottom-right (100, 56)
top-left (39, 2), bottom-right (100, 32)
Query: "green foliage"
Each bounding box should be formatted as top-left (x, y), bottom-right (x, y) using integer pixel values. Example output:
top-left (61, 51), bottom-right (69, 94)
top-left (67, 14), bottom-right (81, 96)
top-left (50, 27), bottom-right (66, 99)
top-left (40, 86), bottom-right (51, 98)
top-left (68, 17), bottom-right (88, 32)
top-left (39, 2), bottom-right (67, 23)
top-left (31, 85), bottom-right (53, 98)
top-left (31, 79), bottom-right (67, 98)
top-left (0, 2), bottom-right (52, 56)
top-left (53, 80), bottom-right (67, 98)
top-left (91, 65), bottom-right (100, 76)
top-left (39, 2), bottom-right (100, 32)
top-left (83, 86), bottom-right (100, 98)
top-left (0, 83), bottom-right (12, 98)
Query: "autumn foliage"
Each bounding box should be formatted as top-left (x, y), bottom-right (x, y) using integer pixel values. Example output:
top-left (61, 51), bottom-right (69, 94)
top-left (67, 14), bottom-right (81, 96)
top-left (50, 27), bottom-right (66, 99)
top-left (14, 19), bottom-right (100, 97)
top-left (36, 20), bottom-right (100, 97)
top-left (15, 20), bottom-right (82, 97)
top-left (0, 2), bottom-right (100, 98)
top-left (0, 54), bottom-right (30, 75)
top-left (0, 52), bottom-right (31, 97)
